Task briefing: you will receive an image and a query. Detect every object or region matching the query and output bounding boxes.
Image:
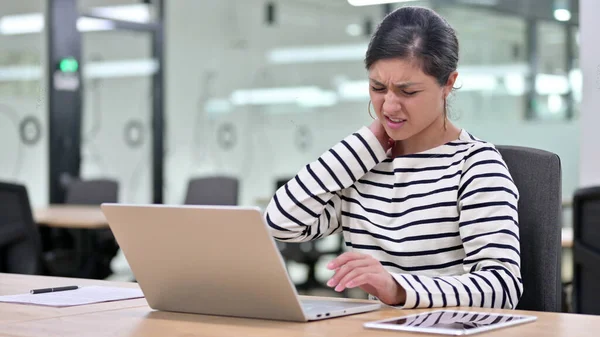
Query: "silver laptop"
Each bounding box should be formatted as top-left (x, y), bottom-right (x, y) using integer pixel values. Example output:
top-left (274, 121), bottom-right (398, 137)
top-left (100, 204), bottom-right (381, 322)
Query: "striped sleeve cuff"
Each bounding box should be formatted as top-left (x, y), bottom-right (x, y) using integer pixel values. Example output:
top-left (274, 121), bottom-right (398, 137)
top-left (391, 273), bottom-right (421, 309)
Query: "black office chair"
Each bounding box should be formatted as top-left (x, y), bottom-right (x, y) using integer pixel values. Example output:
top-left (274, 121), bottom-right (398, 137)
top-left (65, 179), bottom-right (118, 205)
top-left (0, 181), bottom-right (42, 274)
top-left (496, 146), bottom-right (562, 312)
top-left (184, 176), bottom-right (239, 205)
top-left (572, 186), bottom-right (600, 315)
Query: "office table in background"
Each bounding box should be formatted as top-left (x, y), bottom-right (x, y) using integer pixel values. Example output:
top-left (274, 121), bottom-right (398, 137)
top-left (1, 273), bottom-right (600, 337)
top-left (34, 205), bottom-right (108, 229)
top-left (31, 204), bottom-right (576, 248)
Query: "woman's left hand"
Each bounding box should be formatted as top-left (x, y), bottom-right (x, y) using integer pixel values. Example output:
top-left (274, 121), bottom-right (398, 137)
top-left (326, 252), bottom-right (406, 306)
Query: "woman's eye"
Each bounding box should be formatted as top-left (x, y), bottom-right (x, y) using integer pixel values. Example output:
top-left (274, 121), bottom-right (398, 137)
top-left (371, 86), bottom-right (385, 92)
top-left (403, 91), bottom-right (418, 96)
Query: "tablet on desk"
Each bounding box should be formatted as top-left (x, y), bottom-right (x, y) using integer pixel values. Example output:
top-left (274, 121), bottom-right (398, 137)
top-left (364, 310), bottom-right (537, 335)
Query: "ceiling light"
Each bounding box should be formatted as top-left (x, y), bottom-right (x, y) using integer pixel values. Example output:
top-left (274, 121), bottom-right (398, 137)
top-left (536, 74), bottom-right (570, 95)
top-left (297, 90), bottom-right (338, 107)
top-left (89, 4), bottom-right (151, 23)
top-left (0, 14), bottom-right (115, 35)
top-left (0, 4), bottom-right (148, 35)
top-left (230, 86), bottom-right (337, 107)
top-left (553, 9), bottom-right (571, 22)
top-left (77, 17), bottom-right (115, 32)
top-left (84, 59), bottom-right (159, 78)
top-left (267, 43), bottom-right (367, 64)
top-left (0, 59), bottom-right (158, 81)
top-left (0, 13), bottom-right (43, 35)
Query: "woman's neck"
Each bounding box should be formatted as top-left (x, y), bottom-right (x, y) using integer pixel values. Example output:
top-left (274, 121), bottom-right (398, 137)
top-left (391, 116), bottom-right (462, 157)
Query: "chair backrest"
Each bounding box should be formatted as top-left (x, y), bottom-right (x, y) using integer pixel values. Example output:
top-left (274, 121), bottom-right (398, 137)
top-left (496, 145), bottom-right (562, 312)
top-left (0, 181), bottom-right (41, 274)
top-left (572, 186), bottom-right (600, 314)
top-left (276, 178), bottom-right (291, 190)
top-left (184, 176), bottom-right (238, 206)
top-left (65, 179), bottom-right (119, 205)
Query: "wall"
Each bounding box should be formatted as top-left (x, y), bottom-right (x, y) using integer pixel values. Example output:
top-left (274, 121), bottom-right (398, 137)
top-left (0, 1), bottom-right (47, 207)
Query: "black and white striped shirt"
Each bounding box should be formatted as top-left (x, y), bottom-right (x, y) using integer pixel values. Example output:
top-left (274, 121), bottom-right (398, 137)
top-left (265, 126), bottom-right (522, 309)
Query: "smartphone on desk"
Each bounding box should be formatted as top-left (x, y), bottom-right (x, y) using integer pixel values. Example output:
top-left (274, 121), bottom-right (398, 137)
top-left (364, 309), bottom-right (537, 335)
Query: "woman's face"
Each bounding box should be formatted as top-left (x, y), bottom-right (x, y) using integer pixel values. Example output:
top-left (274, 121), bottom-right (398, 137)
top-left (368, 58), bottom-right (457, 141)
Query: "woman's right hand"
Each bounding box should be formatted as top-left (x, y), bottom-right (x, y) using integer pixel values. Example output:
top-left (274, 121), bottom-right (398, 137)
top-left (368, 120), bottom-right (395, 153)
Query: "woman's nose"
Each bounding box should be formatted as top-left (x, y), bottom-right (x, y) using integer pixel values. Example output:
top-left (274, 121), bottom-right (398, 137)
top-left (382, 92), bottom-right (402, 114)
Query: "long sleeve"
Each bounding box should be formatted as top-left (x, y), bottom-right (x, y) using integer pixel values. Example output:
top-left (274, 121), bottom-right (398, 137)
top-left (389, 144), bottom-right (523, 309)
top-left (265, 127), bottom-right (388, 242)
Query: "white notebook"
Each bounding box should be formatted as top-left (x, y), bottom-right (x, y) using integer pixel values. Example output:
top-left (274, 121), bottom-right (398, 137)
top-left (0, 286), bottom-right (144, 307)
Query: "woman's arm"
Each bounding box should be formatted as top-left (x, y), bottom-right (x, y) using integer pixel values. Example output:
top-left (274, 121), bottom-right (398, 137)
top-left (265, 126), bottom-right (388, 242)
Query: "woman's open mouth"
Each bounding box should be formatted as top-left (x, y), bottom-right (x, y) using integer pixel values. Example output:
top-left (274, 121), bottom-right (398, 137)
top-left (385, 115), bottom-right (406, 129)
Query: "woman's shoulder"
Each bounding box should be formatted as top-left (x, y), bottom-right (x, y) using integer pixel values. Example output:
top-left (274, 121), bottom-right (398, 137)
top-left (455, 129), bottom-right (506, 164)
top-left (455, 129), bottom-right (492, 147)
top-left (455, 130), bottom-right (518, 196)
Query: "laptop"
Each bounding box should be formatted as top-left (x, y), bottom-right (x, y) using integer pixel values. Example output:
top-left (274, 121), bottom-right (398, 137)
top-left (100, 204), bottom-right (381, 322)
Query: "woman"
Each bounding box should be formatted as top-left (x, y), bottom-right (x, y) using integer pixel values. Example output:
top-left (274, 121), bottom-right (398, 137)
top-left (265, 6), bottom-right (522, 309)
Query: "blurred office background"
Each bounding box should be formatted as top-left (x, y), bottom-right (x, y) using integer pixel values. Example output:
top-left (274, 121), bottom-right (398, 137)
top-left (0, 0), bottom-right (594, 312)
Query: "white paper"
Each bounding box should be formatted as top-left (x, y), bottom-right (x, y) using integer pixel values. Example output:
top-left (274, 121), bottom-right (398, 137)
top-left (0, 286), bottom-right (144, 307)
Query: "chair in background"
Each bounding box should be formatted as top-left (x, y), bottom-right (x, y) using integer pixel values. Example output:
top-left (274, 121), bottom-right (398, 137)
top-left (67, 178), bottom-right (120, 272)
top-left (45, 178), bottom-right (119, 279)
top-left (184, 176), bottom-right (239, 205)
top-left (571, 186), bottom-right (600, 315)
top-left (65, 179), bottom-right (118, 205)
top-left (0, 181), bottom-right (42, 274)
top-left (497, 145), bottom-right (562, 312)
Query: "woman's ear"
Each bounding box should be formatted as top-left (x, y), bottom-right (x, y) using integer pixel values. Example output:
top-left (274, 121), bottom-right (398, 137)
top-left (444, 71), bottom-right (459, 98)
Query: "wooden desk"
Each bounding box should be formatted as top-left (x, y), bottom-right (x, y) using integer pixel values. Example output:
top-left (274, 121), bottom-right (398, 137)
top-left (0, 273), bottom-right (145, 325)
top-left (2, 274), bottom-right (600, 337)
top-left (34, 205), bottom-right (108, 229)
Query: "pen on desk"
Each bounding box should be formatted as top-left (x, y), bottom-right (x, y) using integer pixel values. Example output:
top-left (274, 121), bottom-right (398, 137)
top-left (30, 285), bottom-right (79, 294)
